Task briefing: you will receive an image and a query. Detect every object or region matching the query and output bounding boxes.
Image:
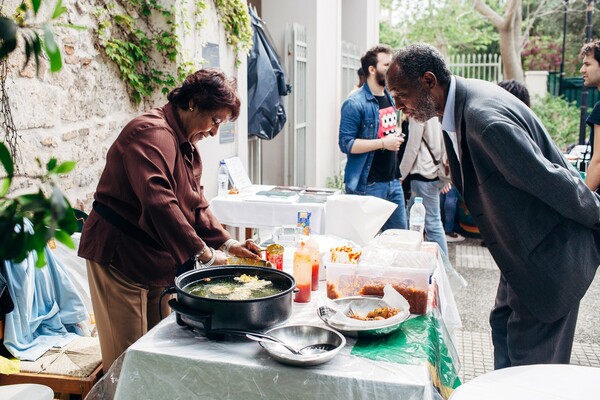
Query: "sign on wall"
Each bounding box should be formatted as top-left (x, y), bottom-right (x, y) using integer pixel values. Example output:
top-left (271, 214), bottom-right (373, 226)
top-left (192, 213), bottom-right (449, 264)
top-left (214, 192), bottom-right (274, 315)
top-left (219, 122), bottom-right (235, 144)
top-left (203, 43), bottom-right (220, 68)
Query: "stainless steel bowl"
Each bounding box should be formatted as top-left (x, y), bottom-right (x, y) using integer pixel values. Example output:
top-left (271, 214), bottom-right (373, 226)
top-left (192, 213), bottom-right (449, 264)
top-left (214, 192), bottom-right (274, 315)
top-left (317, 296), bottom-right (410, 338)
top-left (260, 324), bottom-right (346, 367)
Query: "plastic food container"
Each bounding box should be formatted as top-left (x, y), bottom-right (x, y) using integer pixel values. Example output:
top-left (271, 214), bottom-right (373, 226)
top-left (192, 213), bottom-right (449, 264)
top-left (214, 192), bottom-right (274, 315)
top-left (377, 229), bottom-right (422, 251)
top-left (325, 263), bottom-right (434, 315)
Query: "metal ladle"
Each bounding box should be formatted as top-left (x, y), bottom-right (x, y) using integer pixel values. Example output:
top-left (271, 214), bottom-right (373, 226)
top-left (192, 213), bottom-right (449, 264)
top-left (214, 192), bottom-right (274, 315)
top-left (245, 333), bottom-right (336, 355)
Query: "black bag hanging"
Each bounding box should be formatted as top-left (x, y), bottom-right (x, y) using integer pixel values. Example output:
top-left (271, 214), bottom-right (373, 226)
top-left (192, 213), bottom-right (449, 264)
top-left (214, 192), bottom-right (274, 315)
top-left (247, 6), bottom-right (291, 140)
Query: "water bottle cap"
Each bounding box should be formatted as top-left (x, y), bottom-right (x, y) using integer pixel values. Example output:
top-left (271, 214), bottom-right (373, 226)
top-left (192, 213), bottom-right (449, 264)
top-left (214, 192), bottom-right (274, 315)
top-left (219, 160), bottom-right (225, 165)
top-left (415, 197), bottom-right (423, 204)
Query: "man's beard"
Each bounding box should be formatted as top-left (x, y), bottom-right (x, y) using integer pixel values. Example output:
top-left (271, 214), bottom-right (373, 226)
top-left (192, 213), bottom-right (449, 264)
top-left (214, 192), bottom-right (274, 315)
top-left (410, 90), bottom-right (437, 123)
top-left (376, 70), bottom-right (386, 87)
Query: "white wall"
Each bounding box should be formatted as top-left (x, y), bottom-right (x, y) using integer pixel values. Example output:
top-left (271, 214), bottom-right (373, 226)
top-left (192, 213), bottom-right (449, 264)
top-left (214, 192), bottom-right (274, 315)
top-left (260, 0), bottom-right (343, 187)
top-left (258, 0), bottom-right (378, 188)
top-left (342, 0), bottom-right (380, 52)
top-left (194, 1), bottom-right (249, 199)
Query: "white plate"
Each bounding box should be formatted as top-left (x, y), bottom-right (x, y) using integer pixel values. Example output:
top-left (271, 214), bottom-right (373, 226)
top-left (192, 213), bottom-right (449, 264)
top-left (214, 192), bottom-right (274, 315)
top-left (317, 296), bottom-right (410, 338)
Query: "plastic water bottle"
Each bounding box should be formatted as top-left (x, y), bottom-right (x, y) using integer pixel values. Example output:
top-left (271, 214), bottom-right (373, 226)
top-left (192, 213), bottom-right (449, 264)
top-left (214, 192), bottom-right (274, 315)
top-left (409, 197), bottom-right (426, 236)
top-left (217, 160), bottom-right (228, 196)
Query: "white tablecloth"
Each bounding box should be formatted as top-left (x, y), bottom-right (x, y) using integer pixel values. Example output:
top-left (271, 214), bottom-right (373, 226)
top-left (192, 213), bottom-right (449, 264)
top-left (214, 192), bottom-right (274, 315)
top-left (209, 185), bottom-right (327, 234)
top-left (113, 301), bottom-right (440, 400)
top-left (107, 258), bottom-right (460, 400)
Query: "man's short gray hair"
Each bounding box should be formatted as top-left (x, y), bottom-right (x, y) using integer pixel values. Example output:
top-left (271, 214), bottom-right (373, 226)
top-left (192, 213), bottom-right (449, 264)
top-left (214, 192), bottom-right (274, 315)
top-left (392, 43), bottom-right (452, 86)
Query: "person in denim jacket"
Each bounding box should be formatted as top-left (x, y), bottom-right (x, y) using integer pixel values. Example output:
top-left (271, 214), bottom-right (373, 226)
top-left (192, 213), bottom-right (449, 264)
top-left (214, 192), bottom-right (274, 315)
top-left (339, 45), bottom-right (407, 230)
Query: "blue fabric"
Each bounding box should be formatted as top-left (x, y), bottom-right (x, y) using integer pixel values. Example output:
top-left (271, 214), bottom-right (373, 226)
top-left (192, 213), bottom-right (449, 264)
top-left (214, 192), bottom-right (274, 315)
top-left (409, 179), bottom-right (448, 256)
top-left (440, 185), bottom-right (460, 233)
top-left (2, 226), bottom-right (88, 361)
top-left (339, 84), bottom-right (396, 194)
top-left (364, 180), bottom-right (407, 230)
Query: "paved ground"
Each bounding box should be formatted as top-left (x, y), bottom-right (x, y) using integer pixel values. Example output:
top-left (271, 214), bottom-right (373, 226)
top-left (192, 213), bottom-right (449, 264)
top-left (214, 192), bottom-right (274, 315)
top-left (448, 237), bottom-right (600, 383)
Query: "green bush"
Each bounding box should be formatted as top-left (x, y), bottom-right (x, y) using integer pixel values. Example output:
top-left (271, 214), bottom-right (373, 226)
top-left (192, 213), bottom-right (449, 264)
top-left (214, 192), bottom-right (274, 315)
top-left (531, 94), bottom-right (580, 152)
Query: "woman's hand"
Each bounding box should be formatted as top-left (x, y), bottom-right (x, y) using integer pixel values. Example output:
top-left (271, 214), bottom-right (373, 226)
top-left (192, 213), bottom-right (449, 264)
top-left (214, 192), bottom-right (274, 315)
top-left (228, 239), bottom-right (262, 259)
top-left (211, 250), bottom-right (229, 266)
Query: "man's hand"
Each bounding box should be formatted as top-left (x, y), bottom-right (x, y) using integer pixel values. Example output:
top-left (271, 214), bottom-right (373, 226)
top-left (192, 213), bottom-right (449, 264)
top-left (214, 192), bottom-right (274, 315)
top-left (381, 133), bottom-right (404, 151)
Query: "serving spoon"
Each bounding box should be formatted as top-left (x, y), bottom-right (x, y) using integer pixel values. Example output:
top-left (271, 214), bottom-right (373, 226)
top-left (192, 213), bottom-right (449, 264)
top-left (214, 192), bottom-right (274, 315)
top-left (245, 333), bottom-right (336, 355)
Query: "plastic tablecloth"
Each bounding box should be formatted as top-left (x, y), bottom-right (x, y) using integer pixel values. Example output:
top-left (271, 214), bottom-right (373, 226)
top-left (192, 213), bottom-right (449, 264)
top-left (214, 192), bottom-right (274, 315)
top-left (209, 185), bottom-right (326, 234)
top-left (87, 258), bottom-right (461, 400)
top-left (110, 303), bottom-right (439, 400)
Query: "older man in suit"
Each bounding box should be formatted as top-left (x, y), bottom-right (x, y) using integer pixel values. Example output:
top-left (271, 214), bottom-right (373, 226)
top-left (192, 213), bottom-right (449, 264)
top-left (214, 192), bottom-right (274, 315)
top-left (386, 43), bottom-right (600, 369)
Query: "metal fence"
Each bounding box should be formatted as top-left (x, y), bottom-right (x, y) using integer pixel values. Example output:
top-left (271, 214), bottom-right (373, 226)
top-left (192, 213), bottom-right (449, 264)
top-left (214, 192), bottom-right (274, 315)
top-left (547, 71), bottom-right (600, 109)
top-left (447, 53), bottom-right (503, 83)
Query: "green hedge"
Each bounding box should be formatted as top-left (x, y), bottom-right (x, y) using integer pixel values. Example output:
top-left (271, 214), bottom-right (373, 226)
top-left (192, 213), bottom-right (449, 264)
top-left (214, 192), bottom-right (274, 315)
top-left (532, 94), bottom-right (581, 152)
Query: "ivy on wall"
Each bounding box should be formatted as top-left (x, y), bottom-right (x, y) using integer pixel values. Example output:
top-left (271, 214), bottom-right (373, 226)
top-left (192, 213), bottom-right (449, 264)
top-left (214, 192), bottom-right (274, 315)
top-left (93, 0), bottom-right (252, 104)
top-left (212, 0), bottom-right (252, 62)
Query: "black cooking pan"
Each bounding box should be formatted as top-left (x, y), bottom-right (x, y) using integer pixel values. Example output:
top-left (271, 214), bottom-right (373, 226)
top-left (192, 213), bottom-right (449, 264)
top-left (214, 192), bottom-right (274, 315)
top-left (167, 266), bottom-right (296, 335)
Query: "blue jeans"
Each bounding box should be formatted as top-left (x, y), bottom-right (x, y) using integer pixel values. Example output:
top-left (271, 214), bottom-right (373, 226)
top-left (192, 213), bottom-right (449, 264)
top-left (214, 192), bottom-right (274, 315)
top-left (364, 179), bottom-right (407, 230)
top-left (440, 186), bottom-right (459, 233)
top-left (408, 179), bottom-right (448, 256)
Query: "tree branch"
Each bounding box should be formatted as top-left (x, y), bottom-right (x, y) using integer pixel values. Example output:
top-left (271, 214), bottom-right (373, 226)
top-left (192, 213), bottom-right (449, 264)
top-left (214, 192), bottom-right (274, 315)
top-left (472, 0), bottom-right (504, 28)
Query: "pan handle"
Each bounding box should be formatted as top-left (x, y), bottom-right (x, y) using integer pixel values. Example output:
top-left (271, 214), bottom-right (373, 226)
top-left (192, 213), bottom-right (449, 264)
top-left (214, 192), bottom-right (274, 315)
top-left (159, 286), bottom-right (177, 320)
top-left (167, 298), bottom-right (211, 318)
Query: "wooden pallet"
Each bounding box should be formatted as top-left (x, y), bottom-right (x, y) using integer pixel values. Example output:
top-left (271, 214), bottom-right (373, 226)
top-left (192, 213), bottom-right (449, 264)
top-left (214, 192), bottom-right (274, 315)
top-left (0, 362), bottom-right (103, 398)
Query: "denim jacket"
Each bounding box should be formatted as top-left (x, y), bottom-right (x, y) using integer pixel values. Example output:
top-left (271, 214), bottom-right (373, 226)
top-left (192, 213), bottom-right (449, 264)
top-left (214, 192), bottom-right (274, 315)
top-left (338, 84), bottom-right (395, 194)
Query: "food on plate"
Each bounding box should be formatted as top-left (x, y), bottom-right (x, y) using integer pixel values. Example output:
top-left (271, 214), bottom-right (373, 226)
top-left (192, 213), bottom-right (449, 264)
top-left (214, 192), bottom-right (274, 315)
top-left (348, 306), bottom-right (400, 321)
top-left (330, 246), bottom-right (362, 264)
top-left (359, 284), bottom-right (428, 315)
top-left (228, 187), bottom-right (240, 195)
top-left (184, 274), bottom-right (282, 300)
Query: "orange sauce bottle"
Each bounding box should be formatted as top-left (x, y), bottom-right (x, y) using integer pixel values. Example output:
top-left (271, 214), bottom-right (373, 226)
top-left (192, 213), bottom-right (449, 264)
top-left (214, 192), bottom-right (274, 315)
top-left (293, 242), bottom-right (312, 302)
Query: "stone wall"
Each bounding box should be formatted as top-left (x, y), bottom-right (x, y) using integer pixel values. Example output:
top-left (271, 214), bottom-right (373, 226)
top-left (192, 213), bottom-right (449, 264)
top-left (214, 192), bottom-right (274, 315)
top-left (3, 0), bottom-right (242, 212)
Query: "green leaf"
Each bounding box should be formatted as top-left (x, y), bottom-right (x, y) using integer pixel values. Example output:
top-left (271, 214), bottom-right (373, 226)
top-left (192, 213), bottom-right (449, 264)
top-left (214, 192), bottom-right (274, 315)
top-left (54, 229), bottom-right (75, 249)
top-left (47, 158), bottom-right (57, 172)
top-left (52, 0), bottom-right (67, 19)
top-left (55, 23), bottom-right (87, 30)
top-left (43, 26), bottom-right (62, 72)
top-left (0, 17), bottom-right (18, 59)
top-left (54, 161), bottom-right (76, 174)
top-left (0, 178), bottom-right (10, 197)
top-left (35, 248), bottom-right (47, 268)
top-left (0, 142), bottom-right (14, 177)
top-left (32, 0), bottom-right (42, 15)
top-left (49, 185), bottom-right (67, 220)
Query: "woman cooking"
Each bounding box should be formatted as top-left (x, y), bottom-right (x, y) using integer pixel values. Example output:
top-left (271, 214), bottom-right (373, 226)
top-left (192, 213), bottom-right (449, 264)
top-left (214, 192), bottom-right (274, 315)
top-left (78, 68), bottom-right (261, 372)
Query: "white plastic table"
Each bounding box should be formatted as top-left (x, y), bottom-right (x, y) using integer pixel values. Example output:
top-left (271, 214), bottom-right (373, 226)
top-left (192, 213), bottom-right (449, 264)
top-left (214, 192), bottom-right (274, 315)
top-left (450, 364), bottom-right (600, 400)
top-left (0, 383), bottom-right (54, 400)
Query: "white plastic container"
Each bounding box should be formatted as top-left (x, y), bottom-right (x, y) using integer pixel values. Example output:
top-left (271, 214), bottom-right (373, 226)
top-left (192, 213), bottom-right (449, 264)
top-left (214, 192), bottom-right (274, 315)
top-left (325, 262), bottom-right (434, 315)
top-left (378, 229), bottom-right (422, 251)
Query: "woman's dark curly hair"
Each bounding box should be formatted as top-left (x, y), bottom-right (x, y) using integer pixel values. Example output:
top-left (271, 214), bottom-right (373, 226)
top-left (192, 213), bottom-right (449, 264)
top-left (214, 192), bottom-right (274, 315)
top-left (167, 68), bottom-right (240, 121)
top-left (498, 79), bottom-right (530, 107)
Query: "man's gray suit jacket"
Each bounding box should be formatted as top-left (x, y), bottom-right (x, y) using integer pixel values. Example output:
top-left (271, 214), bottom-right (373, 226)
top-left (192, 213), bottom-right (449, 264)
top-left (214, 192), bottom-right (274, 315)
top-left (445, 76), bottom-right (600, 323)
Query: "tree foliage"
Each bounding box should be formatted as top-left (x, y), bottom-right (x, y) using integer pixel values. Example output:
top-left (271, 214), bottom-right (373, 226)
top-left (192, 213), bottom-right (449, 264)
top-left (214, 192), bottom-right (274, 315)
top-left (531, 94), bottom-right (580, 150)
top-left (382, 0), bottom-right (591, 80)
top-left (380, 0), bottom-right (497, 55)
